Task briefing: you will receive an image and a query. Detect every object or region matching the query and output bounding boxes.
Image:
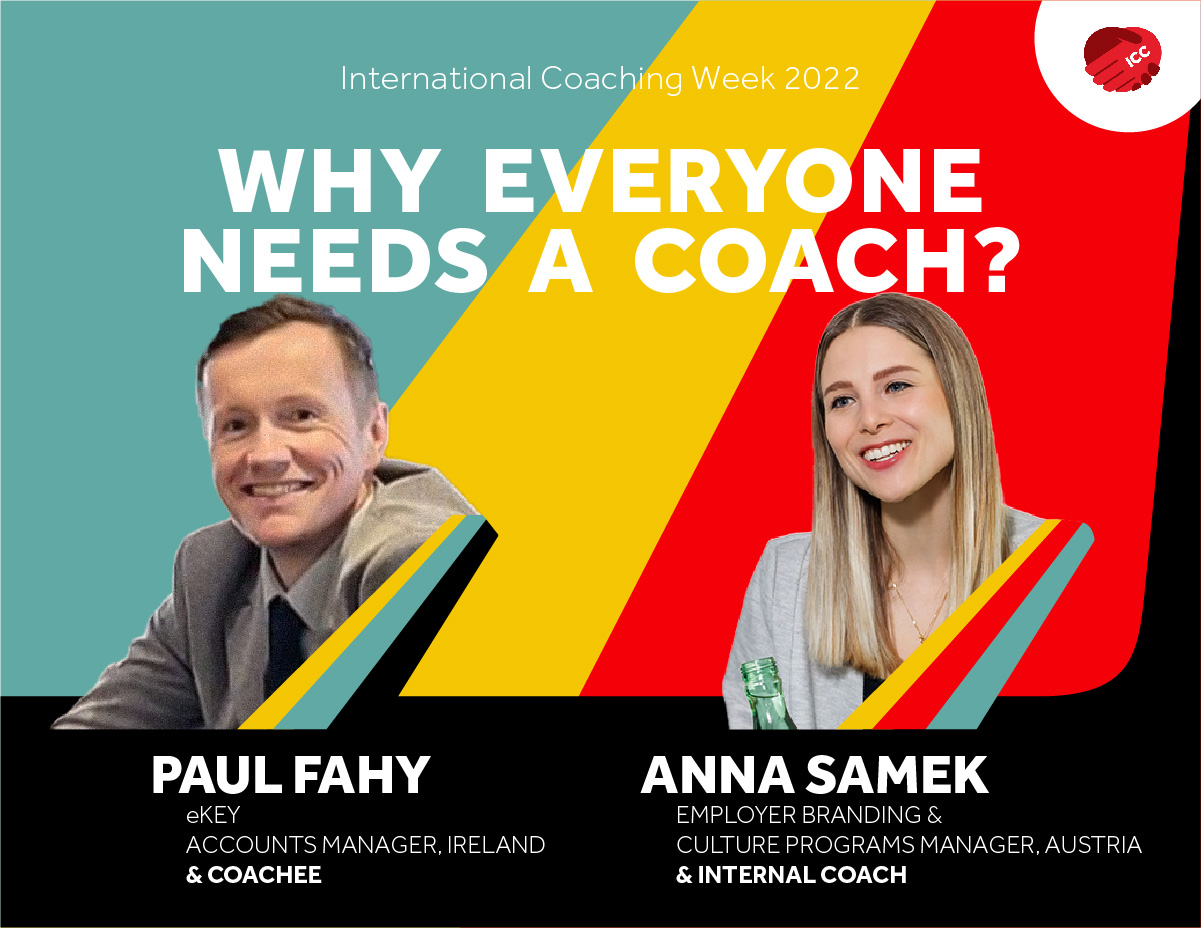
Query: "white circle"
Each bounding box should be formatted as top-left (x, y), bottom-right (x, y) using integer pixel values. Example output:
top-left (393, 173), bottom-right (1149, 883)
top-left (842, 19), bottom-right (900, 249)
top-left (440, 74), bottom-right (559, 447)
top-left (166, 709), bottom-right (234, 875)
top-left (1034, 1), bottom-right (1200, 132)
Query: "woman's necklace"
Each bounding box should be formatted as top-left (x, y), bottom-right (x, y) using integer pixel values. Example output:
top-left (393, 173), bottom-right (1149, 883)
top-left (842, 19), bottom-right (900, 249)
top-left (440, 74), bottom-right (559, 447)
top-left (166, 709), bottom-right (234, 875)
top-left (890, 577), bottom-right (950, 644)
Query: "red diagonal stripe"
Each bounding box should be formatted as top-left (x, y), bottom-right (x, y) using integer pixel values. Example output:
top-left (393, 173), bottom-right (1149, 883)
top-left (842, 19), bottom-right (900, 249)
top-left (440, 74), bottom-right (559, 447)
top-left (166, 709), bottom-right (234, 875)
top-left (874, 520), bottom-right (1079, 729)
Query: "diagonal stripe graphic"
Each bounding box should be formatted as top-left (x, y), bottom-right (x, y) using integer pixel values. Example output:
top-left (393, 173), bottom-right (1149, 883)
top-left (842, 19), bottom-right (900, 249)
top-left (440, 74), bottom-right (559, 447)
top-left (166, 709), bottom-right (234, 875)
top-left (582, 2), bottom-right (1184, 700)
top-left (840, 518), bottom-right (1056, 729)
top-left (840, 519), bottom-right (1057, 729)
top-left (839, 520), bottom-right (1094, 731)
top-left (929, 524), bottom-right (1094, 729)
top-left (873, 520), bottom-right (1077, 728)
top-left (332, 519), bottom-right (498, 727)
top-left (241, 516), bottom-right (478, 729)
top-left (395, 1), bottom-right (934, 696)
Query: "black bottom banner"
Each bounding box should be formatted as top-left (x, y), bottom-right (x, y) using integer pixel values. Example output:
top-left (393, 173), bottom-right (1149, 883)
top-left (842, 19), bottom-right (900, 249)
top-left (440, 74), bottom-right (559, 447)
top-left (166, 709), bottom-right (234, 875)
top-left (3, 694), bottom-right (1196, 927)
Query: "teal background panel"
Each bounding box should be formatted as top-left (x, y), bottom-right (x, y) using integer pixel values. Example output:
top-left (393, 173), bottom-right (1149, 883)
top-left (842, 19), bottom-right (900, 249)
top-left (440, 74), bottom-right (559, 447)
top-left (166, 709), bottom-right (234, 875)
top-left (0, 1), bottom-right (695, 694)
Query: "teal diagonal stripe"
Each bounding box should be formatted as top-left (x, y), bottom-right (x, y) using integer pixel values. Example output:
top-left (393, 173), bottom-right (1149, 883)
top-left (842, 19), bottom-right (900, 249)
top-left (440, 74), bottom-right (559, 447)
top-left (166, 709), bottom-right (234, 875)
top-left (279, 515), bottom-right (485, 728)
top-left (929, 524), bottom-right (1094, 730)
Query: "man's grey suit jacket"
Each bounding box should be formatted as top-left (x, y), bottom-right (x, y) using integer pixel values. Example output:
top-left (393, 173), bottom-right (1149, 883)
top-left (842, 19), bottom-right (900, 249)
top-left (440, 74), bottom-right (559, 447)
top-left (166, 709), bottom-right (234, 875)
top-left (54, 459), bottom-right (476, 729)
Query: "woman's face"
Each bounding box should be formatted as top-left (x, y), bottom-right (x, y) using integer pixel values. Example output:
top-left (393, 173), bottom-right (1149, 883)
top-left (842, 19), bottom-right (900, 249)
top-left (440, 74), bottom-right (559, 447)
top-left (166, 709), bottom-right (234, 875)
top-left (819, 325), bottom-right (955, 505)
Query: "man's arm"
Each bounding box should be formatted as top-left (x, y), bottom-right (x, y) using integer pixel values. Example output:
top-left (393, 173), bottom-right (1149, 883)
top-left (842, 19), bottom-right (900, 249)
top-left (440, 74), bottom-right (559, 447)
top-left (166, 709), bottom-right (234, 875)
top-left (52, 595), bottom-right (205, 729)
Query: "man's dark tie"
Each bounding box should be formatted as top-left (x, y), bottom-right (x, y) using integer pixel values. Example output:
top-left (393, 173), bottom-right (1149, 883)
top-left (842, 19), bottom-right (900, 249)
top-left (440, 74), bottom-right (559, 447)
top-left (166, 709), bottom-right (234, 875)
top-left (265, 596), bottom-right (304, 699)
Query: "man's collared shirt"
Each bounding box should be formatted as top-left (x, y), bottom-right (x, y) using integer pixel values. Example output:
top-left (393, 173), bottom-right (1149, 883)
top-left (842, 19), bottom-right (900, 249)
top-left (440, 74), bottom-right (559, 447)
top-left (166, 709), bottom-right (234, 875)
top-left (257, 482), bottom-right (376, 663)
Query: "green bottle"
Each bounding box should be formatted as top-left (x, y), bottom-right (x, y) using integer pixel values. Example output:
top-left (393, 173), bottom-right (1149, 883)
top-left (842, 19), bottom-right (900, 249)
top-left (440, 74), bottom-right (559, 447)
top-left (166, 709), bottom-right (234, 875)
top-left (741, 657), bottom-right (797, 730)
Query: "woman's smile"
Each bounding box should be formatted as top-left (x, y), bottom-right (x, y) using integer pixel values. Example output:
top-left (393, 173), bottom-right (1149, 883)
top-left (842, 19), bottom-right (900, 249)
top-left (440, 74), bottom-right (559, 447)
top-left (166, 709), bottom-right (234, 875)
top-left (859, 439), bottom-right (912, 468)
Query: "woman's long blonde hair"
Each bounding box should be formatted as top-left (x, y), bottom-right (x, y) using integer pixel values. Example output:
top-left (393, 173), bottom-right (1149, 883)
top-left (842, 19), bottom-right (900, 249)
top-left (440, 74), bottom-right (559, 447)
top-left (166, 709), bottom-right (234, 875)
top-left (805, 294), bottom-right (1009, 678)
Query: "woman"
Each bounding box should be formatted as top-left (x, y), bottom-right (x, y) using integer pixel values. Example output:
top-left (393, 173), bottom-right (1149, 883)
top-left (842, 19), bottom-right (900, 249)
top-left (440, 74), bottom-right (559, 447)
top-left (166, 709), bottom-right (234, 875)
top-left (723, 293), bottom-right (1040, 729)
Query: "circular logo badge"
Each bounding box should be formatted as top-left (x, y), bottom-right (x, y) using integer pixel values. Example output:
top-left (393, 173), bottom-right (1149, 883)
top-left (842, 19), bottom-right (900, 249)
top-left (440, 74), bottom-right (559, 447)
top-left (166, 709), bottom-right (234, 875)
top-left (1035, 2), bottom-right (1200, 132)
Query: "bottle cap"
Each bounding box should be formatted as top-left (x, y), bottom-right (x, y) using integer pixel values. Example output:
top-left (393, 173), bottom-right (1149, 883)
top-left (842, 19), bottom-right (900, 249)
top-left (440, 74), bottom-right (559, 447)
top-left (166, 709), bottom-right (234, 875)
top-left (740, 656), bottom-right (779, 678)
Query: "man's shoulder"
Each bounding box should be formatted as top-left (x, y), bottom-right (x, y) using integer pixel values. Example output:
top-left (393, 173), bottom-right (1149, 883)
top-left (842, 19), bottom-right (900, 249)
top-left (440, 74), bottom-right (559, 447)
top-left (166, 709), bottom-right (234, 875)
top-left (342, 459), bottom-right (477, 596)
top-left (176, 518), bottom-right (256, 569)
top-left (372, 458), bottom-right (478, 520)
top-left (172, 519), bottom-right (259, 610)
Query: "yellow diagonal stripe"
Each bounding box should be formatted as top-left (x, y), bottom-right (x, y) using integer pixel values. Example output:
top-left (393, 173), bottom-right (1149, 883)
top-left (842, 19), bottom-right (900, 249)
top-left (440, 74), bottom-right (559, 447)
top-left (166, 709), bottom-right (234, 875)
top-left (240, 515), bottom-right (465, 729)
top-left (839, 519), bottom-right (1058, 729)
top-left (394, 2), bottom-right (934, 695)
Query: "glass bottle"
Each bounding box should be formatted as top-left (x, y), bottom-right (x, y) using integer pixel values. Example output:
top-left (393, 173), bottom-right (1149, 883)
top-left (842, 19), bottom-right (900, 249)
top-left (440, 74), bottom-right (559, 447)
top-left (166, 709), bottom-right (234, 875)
top-left (741, 657), bottom-right (797, 730)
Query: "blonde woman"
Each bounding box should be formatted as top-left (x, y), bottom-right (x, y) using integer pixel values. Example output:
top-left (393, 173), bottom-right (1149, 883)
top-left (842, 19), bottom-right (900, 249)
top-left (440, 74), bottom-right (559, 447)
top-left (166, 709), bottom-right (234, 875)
top-left (723, 293), bottom-right (1041, 729)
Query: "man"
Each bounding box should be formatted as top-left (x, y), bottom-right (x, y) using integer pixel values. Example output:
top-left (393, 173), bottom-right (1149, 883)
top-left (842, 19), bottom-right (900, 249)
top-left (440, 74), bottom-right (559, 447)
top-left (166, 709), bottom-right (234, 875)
top-left (54, 295), bottom-right (475, 728)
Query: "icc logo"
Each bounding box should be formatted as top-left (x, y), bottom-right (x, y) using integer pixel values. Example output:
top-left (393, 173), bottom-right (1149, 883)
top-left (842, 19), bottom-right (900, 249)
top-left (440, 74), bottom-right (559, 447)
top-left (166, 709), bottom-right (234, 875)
top-left (1124, 46), bottom-right (1151, 68)
top-left (1083, 26), bottom-right (1162, 92)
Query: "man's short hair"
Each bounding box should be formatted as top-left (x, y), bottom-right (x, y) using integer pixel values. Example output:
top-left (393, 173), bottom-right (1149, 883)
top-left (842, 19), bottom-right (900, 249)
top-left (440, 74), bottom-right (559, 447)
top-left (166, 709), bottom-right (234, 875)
top-left (196, 295), bottom-right (380, 416)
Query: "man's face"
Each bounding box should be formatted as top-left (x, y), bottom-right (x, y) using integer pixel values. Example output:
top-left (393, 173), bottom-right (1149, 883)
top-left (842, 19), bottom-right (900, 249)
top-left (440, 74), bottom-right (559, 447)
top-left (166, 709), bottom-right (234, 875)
top-left (202, 322), bottom-right (387, 582)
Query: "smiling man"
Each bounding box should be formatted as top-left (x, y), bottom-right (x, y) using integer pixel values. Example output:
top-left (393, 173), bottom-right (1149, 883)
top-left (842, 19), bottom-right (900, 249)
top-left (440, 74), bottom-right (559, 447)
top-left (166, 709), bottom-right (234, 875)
top-left (54, 295), bottom-right (475, 729)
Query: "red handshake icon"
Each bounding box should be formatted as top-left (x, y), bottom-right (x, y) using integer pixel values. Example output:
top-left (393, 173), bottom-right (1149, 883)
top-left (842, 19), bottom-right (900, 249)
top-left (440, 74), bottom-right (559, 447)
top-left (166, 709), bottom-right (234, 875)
top-left (1084, 26), bottom-right (1162, 92)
